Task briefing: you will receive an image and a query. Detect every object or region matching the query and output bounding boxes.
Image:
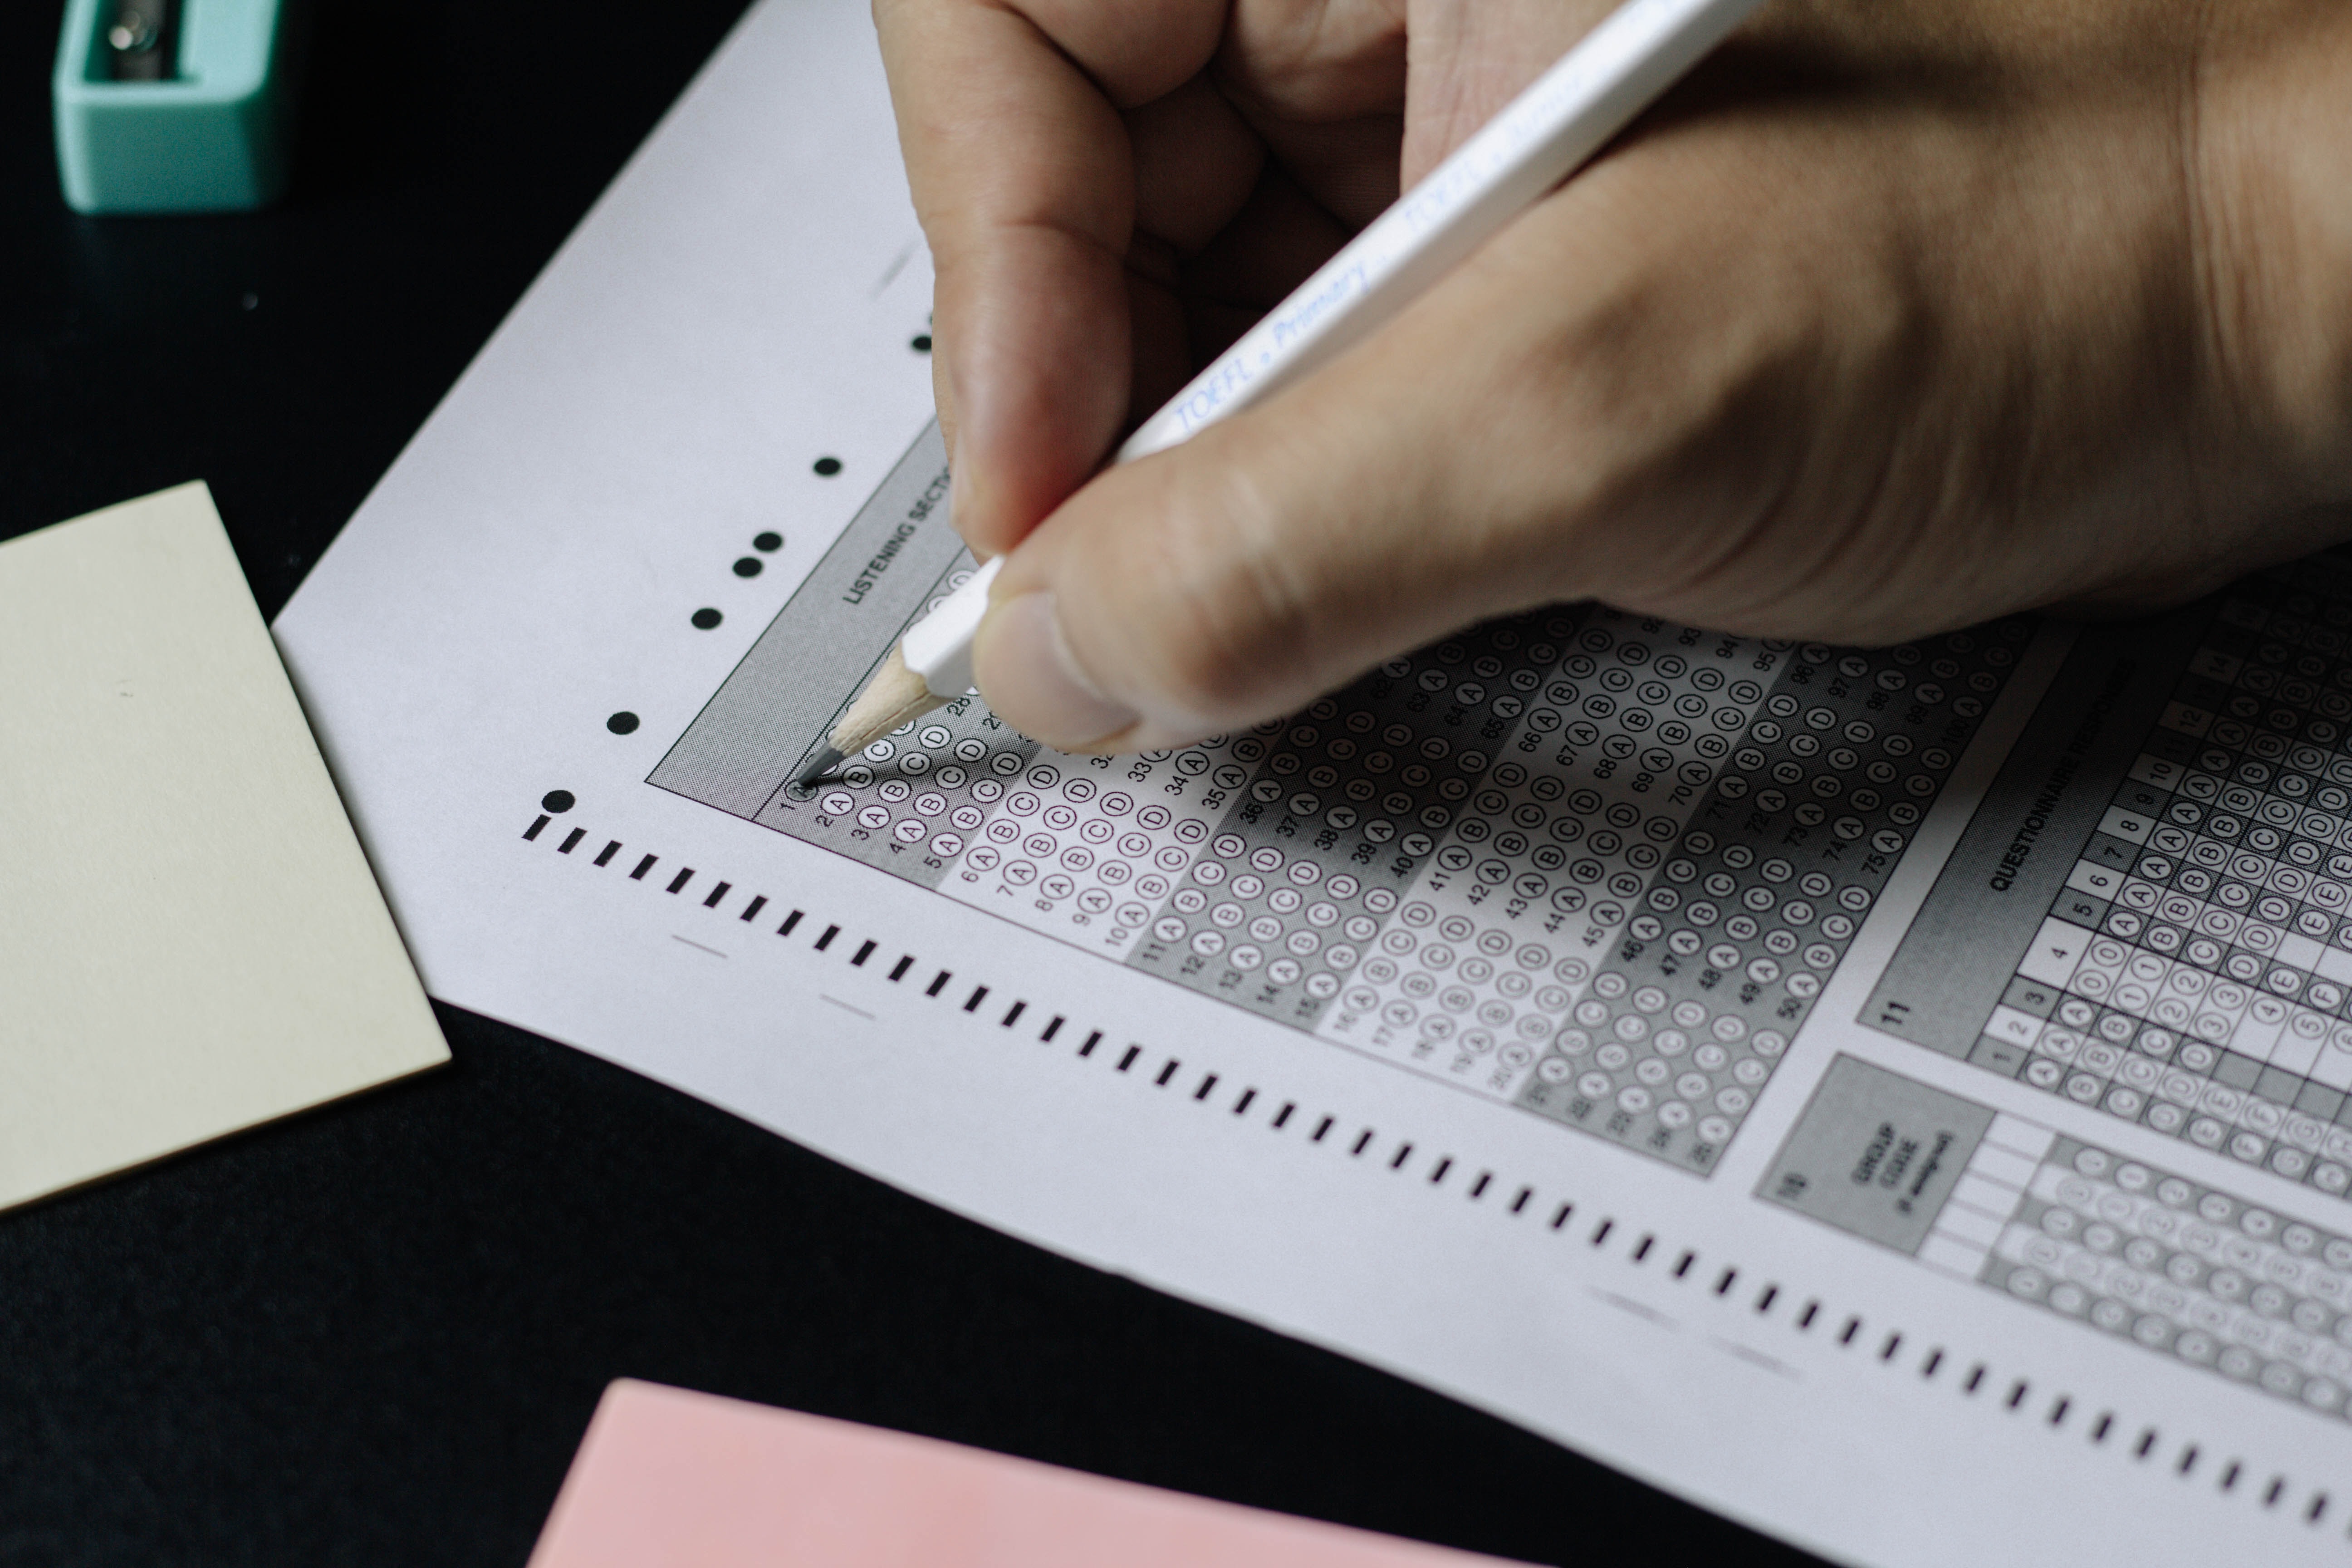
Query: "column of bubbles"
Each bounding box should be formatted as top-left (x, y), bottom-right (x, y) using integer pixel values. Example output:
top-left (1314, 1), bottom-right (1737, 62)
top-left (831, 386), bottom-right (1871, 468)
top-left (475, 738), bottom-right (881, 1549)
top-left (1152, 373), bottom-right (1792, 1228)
top-left (1122, 615), bottom-right (1568, 1026)
top-left (1988, 1137), bottom-right (2352, 1422)
top-left (1974, 567), bottom-right (2352, 1197)
top-left (803, 701), bottom-right (1043, 884)
top-left (936, 737), bottom-right (1251, 957)
top-left (1318, 613), bottom-right (1782, 1100)
top-left (1520, 627), bottom-right (2029, 1171)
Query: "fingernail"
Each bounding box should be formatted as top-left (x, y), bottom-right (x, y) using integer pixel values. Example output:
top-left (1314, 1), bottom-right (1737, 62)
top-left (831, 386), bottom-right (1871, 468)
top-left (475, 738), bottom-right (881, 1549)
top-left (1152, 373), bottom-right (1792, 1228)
top-left (945, 466), bottom-right (999, 562)
top-left (948, 461), bottom-right (975, 541)
top-left (978, 591), bottom-right (1137, 749)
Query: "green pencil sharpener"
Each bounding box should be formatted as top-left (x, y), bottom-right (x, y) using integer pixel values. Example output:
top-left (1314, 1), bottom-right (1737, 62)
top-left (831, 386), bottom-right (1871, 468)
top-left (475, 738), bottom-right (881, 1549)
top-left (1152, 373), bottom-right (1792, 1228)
top-left (52, 0), bottom-right (305, 214)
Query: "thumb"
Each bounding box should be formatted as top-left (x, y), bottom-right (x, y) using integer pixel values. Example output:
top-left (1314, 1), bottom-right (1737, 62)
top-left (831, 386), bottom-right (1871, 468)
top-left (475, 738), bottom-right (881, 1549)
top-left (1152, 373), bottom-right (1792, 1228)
top-left (967, 267), bottom-right (1582, 752)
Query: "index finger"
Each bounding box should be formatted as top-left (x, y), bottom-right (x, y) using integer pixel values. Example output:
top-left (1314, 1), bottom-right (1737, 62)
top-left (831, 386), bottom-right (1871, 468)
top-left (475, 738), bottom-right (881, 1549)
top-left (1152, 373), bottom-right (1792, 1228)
top-left (872, 0), bottom-right (1231, 554)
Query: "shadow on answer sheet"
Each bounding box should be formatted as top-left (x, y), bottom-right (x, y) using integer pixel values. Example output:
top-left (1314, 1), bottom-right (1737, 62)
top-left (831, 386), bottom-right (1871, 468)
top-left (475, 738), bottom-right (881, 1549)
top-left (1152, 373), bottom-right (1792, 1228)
top-left (651, 420), bottom-right (2039, 1177)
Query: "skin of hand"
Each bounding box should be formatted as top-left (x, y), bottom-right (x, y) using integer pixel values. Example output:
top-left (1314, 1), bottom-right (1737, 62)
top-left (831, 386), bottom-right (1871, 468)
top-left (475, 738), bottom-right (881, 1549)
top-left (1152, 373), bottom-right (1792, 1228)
top-left (872, 0), bottom-right (2352, 755)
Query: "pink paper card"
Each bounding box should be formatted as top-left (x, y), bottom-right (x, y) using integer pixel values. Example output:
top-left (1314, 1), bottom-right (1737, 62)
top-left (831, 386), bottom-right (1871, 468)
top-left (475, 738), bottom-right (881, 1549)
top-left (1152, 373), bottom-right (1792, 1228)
top-left (529, 1380), bottom-right (1533, 1568)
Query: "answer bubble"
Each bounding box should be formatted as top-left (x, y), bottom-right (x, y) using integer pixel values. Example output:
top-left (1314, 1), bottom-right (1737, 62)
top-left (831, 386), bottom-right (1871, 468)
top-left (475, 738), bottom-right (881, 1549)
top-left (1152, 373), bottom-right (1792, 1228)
top-left (753, 531), bottom-right (783, 552)
top-left (733, 557), bottom-right (763, 578)
top-left (607, 712), bottom-right (639, 735)
top-left (691, 607), bottom-right (723, 629)
top-left (541, 790), bottom-right (575, 813)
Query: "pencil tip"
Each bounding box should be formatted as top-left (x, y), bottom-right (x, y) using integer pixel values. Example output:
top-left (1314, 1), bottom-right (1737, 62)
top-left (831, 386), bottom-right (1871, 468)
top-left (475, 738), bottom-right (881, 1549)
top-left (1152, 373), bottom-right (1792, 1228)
top-left (789, 746), bottom-right (845, 794)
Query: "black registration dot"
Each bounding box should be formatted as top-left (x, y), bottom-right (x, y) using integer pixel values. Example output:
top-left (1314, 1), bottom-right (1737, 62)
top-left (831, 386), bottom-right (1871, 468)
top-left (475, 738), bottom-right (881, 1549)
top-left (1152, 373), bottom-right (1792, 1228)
top-left (753, 531), bottom-right (782, 553)
top-left (733, 556), bottom-right (762, 578)
top-left (910, 334), bottom-right (932, 353)
top-left (813, 456), bottom-right (841, 477)
top-left (541, 789), bottom-right (576, 813)
top-left (607, 712), bottom-right (640, 735)
top-left (691, 607), bottom-right (723, 630)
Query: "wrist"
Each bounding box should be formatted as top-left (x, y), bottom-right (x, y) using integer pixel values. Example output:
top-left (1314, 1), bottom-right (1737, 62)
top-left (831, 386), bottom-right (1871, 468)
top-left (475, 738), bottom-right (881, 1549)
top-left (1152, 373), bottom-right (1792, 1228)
top-left (2197, 2), bottom-right (2352, 504)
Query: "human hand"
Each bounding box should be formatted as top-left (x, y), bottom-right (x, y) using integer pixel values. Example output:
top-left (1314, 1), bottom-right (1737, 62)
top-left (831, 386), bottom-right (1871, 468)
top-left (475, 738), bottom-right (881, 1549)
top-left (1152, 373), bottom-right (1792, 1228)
top-left (873, 0), bottom-right (2352, 754)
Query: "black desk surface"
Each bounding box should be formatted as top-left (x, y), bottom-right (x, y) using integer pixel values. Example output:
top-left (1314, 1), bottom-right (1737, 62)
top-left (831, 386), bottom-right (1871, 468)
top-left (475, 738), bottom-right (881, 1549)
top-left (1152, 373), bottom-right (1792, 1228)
top-left (0, 6), bottom-right (1823, 1563)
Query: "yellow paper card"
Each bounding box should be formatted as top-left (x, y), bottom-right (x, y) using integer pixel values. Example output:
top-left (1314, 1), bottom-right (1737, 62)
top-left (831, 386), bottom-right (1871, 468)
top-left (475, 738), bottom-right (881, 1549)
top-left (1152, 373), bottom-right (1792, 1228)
top-left (0, 483), bottom-right (447, 1210)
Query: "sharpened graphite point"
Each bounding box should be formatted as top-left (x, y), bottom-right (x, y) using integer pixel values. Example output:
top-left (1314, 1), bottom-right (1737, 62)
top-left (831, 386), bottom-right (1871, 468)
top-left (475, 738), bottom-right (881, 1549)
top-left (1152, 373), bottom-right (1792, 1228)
top-left (791, 745), bottom-right (845, 794)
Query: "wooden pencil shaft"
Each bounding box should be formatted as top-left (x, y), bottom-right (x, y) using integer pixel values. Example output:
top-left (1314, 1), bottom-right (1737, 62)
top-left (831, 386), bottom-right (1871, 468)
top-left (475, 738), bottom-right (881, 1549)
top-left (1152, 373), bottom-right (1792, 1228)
top-left (826, 647), bottom-right (947, 757)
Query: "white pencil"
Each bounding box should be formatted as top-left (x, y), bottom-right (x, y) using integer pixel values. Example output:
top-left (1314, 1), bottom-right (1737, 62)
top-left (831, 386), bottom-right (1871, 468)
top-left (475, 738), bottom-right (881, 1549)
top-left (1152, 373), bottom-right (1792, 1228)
top-left (798, 0), bottom-right (1764, 787)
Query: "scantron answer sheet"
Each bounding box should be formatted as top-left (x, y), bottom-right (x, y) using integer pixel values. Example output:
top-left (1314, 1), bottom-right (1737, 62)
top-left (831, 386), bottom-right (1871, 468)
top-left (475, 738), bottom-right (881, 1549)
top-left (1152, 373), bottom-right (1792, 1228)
top-left (274, 0), bottom-right (2352, 1561)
